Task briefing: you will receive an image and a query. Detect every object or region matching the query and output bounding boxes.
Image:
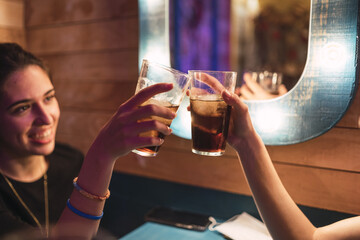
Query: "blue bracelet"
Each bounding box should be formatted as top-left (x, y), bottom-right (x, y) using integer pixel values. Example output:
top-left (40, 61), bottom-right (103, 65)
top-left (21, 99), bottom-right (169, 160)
top-left (66, 199), bottom-right (103, 220)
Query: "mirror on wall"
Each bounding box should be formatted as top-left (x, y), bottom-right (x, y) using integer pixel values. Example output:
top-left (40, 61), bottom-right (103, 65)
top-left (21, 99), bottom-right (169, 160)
top-left (139, 0), bottom-right (360, 145)
top-left (169, 0), bottom-right (310, 99)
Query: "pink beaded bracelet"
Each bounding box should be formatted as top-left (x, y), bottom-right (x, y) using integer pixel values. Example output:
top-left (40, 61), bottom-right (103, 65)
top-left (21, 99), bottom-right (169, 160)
top-left (73, 177), bottom-right (110, 201)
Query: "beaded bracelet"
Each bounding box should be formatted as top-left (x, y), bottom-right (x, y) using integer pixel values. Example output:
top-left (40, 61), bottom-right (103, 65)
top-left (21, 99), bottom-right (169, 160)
top-left (66, 199), bottom-right (103, 220)
top-left (73, 177), bottom-right (110, 201)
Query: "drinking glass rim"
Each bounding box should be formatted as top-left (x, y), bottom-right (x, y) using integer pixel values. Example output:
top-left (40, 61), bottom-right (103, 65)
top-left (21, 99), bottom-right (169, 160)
top-left (142, 59), bottom-right (188, 76)
top-left (188, 70), bottom-right (237, 74)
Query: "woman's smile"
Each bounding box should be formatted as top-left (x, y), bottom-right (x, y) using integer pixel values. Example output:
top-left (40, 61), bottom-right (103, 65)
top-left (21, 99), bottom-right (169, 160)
top-left (28, 127), bottom-right (54, 144)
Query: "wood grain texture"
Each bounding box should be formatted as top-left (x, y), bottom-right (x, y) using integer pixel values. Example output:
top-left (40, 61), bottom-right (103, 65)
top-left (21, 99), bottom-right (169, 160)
top-left (26, 18), bottom-right (138, 55)
top-left (40, 51), bottom-right (138, 82)
top-left (337, 84), bottom-right (360, 128)
top-left (0, 27), bottom-right (25, 46)
top-left (276, 164), bottom-right (360, 215)
top-left (0, 0), bottom-right (25, 45)
top-left (56, 110), bottom-right (112, 153)
top-left (114, 142), bottom-right (250, 195)
top-left (147, 127), bottom-right (360, 173)
top-left (54, 81), bottom-right (136, 111)
top-left (114, 137), bottom-right (360, 215)
top-left (0, 0), bottom-right (24, 28)
top-left (25, 0), bottom-right (137, 27)
top-left (267, 127), bottom-right (360, 172)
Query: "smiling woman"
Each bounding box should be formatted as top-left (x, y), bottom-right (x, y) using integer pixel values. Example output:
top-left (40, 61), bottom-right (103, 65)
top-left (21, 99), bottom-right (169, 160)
top-left (0, 43), bottom-right (81, 237)
top-left (2, 65), bottom-right (59, 156)
top-left (0, 42), bottom-right (180, 238)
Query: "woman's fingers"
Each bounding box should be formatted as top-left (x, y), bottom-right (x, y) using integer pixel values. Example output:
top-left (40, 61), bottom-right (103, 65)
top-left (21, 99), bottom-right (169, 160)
top-left (115, 120), bottom-right (172, 153)
top-left (124, 119), bottom-right (173, 137)
top-left (243, 73), bottom-right (264, 92)
top-left (222, 89), bottom-right (248, 114)
top-left (197, 72), bottom-right (225, 93)
top-left (221, 89), bottom-right (256, 142)
top-left (278, 84), bottom-right (288, 95)
top-left (118, 83), bottom-right (173, 113)
top-left (90, 83), bottom-right (177, 160)
top-left (238, 85), bottom-right (255, 100)
top-left (123, 136), bottom-right (165, 152)
top-left (120, 103), bottom-right (176, 123)
top-left (241, 73), bottom-right (288, 100)
top-left (94, 113), bottom-right (173, 159)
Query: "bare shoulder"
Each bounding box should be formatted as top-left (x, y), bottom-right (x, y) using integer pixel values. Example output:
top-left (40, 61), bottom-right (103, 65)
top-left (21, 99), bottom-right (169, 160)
top-left (314, 216), bottom-right (360, 240)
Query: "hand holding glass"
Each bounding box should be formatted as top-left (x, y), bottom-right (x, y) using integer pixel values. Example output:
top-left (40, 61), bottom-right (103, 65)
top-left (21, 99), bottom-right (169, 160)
top-left (189, 70), bottom-right (237, 156)
top-left (132, 59), bottom-right (189, 157)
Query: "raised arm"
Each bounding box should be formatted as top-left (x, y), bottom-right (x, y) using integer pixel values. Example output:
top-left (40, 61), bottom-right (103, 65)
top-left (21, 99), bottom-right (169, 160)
top-left (52, 83), bottom-right (176, 238)
top-left (221, 90), bottom-right (360, 240)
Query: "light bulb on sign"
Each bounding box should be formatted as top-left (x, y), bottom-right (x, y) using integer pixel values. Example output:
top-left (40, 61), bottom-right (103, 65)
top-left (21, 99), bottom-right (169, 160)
top-left (320, 43), bottom-right (347, 71)
top-left (254, 107), bottom-right (283, 133)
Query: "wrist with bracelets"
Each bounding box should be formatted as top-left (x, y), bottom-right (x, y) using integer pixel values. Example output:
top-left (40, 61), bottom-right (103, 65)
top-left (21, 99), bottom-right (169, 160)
top-left (67, 177), bottom-right (110, 220)
top-left (66, 199), bottom-right (103, 220)
top-left (73, 177), bottom-right (110, 201)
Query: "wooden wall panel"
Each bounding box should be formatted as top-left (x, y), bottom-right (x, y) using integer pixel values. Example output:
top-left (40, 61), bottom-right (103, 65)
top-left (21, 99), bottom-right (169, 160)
top-left (115, 145), bottom-right (250, 194)
top-left (25, 0), bottom-right (137, 27)
top-left (56, 111), bottom-right (112, 153)
top-left (337, 85), bottom-right (360, 128)
top-left (0, 28), bottom-right (25, 45)
top-left (114, 134), bottom-right (360, 215)
top-left (54, 81), bottom-right (136, 111)
top-left (0, 0), bottom-right (25, 46)
top-left (0, 0), bottom-right (24, 28)
top-left (129, 126), bottom-right (360, 173)
top-left (43, 51), bottom-right (138, 82)
top-left (276, 164), bottom-right (360, 215)
top-left (27, 18), bottom-right (138, 55)
top-left (267, 127), bottom-right (360, 172)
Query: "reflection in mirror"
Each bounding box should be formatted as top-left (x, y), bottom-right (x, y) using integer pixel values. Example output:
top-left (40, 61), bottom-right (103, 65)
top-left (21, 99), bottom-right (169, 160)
top-left (140, 0), bottom-right (360, 144)
top-left (169, 0), bottom-right (310, 100)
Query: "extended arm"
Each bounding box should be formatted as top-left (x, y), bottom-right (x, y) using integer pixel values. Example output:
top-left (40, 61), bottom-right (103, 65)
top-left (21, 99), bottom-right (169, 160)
top-left (221, 90), bottom-right (360, 240)
top-left (52, 83), bottom-right (176, 239)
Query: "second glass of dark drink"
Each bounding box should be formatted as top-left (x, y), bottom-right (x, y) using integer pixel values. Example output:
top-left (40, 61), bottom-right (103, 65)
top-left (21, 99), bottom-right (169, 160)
top-left (189, 70), bottom-right (237, 156)
top-left (132, 59), bottom-right (189, 157)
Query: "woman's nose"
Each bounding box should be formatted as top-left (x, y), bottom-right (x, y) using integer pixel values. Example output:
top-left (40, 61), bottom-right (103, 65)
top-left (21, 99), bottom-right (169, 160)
top-left (33, 104), bottom-right (52, 125)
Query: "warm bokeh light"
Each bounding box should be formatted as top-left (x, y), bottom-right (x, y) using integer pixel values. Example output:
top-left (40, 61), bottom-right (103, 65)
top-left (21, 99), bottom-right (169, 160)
top-left (138, 0), bottom-right (170, 70)
top-left (253, 107), bottom-right (284, 133)
top-left (319, 42), bottom-right (348, 72)
top-left (170, 96), bottom-right (192, 139)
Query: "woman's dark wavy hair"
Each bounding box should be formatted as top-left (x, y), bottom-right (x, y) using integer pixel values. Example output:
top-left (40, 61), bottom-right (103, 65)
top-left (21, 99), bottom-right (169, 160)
top-left (0, 43), bottom-right (51, 91)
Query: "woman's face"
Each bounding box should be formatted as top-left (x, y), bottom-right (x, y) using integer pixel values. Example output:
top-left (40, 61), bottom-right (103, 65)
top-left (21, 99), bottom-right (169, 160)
top-left (0, 65), bottom-right (60, 158)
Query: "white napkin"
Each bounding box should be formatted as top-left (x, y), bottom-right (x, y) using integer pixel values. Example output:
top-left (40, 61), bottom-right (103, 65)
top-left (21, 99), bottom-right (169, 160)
top-left (208, 212), bottom-right (272, 240)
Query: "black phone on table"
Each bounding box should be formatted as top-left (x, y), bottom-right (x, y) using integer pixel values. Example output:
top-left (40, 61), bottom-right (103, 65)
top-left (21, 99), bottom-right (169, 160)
top-left (144, 206), bottom-right (211, 232)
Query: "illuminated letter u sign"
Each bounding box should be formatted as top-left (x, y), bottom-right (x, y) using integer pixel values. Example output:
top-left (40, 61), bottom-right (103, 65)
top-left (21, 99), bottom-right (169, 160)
top-left (139, 0), bottom-right (360, 145)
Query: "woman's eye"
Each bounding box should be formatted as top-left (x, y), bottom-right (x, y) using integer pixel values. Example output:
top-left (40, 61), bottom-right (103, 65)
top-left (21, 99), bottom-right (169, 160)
top-left (44, 94), bottom-right (56, 102)
top-left (12, 105), bottom-right (30, 114)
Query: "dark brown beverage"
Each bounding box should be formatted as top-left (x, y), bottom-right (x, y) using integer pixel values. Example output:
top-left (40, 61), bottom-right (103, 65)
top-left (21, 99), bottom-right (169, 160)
top-left (190, 97), bottom-right (231, 156)
top-left (134, 101), bottom-right (179, 157)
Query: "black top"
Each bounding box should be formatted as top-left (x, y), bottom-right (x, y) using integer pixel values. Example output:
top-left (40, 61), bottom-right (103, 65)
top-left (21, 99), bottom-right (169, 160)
top-left (0, 143), bottom-right (83, 236)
